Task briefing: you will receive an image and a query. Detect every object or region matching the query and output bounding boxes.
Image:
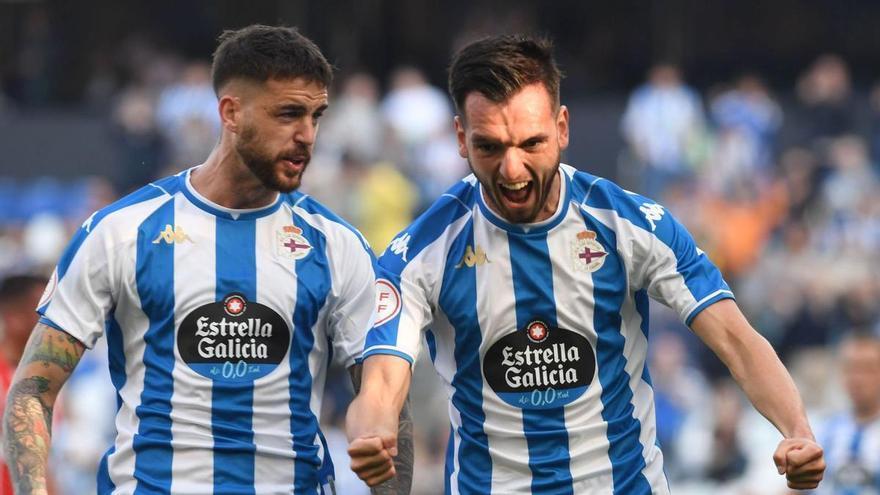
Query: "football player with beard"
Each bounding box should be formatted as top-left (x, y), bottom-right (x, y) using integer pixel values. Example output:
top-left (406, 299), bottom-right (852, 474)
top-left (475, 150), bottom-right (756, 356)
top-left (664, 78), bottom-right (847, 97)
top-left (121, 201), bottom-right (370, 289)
top-left (3, 24), bottom-right (410, 495)
top-left (347, 34), bottom-right (824, 494)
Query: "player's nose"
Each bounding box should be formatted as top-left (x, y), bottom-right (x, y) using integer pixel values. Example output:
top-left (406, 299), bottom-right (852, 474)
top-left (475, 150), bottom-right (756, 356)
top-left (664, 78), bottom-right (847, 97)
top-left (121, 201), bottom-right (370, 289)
top-left (294, 120), bottom-right (317, 147)
top-left (499, 149), bottom-right (528, 180)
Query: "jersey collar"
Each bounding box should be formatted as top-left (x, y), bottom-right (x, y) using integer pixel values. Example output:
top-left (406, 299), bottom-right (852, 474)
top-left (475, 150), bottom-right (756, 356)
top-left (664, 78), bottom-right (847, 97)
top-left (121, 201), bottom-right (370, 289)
top-left (476, 166), bottom-right (571, 235)
top-left (179, 167), bottom-right (283, 220)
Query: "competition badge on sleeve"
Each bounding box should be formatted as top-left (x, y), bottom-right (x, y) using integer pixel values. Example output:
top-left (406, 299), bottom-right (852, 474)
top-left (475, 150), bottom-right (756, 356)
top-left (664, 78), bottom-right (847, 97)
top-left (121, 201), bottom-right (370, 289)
top-left (571, 230), bottom-right (607, 272)
top-left (276, 225), bottom-right (312, 260)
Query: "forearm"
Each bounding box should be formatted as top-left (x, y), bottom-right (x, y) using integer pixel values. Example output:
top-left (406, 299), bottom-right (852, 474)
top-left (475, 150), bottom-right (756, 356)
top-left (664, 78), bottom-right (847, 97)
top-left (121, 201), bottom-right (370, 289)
top-left (371, 396), bottom-right (413, 495)
top-left (2, 323), bottom-right (84, 495)
top-left (693, 301), bottom-right (813, 440)
top-left (3, 378), bottom-right (54, 495)
top-left (725, 333), bottom-right (813, 439)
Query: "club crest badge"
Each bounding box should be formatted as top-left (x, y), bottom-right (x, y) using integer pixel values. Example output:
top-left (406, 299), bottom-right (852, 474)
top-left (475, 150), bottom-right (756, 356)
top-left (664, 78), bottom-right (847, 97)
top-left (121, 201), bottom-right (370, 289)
top-left (277, 225), bottom-right (312, 260)
top-left (571, 230), bottom-right (607, 272)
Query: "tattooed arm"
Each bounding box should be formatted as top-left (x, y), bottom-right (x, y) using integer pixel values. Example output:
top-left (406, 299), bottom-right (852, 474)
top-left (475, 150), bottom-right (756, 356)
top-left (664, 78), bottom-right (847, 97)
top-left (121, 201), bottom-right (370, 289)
top-left (348, 360), bottom-right (414, 494)
top-left (2, 323), bottom-right (85, 495)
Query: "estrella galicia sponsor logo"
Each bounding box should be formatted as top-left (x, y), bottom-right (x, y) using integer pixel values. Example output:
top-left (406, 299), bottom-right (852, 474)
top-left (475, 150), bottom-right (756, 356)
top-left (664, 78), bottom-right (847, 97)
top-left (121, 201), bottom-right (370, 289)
top-left (177, 293), bottom-right (290, 382)
top-left (483, 319), bottom-right (595, 409)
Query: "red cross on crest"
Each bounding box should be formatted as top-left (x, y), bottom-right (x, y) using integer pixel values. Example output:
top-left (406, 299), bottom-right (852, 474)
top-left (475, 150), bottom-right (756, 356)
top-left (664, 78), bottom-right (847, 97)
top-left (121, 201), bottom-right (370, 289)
top-left (284, 238), bottom-right (310, 253)
top-left (579, 246), bottom-right (607, 264)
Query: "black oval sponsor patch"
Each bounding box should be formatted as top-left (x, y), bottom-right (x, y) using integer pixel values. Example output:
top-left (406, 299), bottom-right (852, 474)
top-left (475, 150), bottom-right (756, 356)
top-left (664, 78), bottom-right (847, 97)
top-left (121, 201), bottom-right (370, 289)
top-left (178, 293), bottom-right (290, 382)
top-left (483, 320), bottom-right (596, 409)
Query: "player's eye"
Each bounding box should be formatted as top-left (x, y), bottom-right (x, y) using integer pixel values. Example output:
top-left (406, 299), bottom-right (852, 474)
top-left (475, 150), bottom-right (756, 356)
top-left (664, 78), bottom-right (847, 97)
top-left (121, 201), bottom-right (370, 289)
top-left (476, 143), bottom-right (500, 154)
top-left (522, 139), bottom-right (542, 150)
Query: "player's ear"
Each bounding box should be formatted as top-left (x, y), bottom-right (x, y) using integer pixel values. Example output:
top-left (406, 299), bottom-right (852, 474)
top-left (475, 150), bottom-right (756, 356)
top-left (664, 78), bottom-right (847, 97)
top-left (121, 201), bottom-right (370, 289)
top-left (556, 104), bottom-right (570, 151)
top-left (454, 115), bottom-right (468, 158)
top-left (218, 94), bottom-right (242, 134)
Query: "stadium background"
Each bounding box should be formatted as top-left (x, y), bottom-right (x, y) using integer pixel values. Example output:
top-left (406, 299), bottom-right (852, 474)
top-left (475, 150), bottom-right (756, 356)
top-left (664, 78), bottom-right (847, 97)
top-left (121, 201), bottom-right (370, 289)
top-left (1, 1), bottom-right (879, 493)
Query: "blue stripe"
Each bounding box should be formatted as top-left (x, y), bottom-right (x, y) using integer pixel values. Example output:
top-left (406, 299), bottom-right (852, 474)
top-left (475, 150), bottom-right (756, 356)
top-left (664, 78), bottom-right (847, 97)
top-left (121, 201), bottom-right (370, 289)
top-left (574, 173), bottom-right (733, 316)
top-left (96, 313), bottom-right (127, 493)
top-left (213, 217), bottom-right (257, 493)
top-left (289, 212), bottom-right (331, 493)
top-left (39, 178), bottom-right (176, 315)
top-left (634, 290), bottom-right (653, 388)
top-left (437, 218), bottom-right (492, 494)
top-left (132, 198), bottom-right (176, 494)
top-left (362, 348), bottom-right (414, 365)
top-left (584, 213), bottom-right (652, 494)
top-left (426, 330), bottom-right (438, 363)
top-left (508, 232), bottom-right (574, 494)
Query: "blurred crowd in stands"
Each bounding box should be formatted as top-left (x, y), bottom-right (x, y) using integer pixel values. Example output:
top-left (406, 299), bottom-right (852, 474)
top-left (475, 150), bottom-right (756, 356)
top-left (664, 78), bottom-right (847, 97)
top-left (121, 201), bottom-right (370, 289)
top-left (1, 29), bottom-right (880, 494)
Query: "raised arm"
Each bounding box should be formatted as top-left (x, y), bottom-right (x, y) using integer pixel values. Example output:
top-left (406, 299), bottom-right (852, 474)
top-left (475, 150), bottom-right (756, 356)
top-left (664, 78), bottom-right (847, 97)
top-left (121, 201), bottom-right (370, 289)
top-left (690, 299), bottom-right (825, 490)
top-left (3, 323), bottom-right (85, 495)
top-left (347, 356), bottom-right (413, 492)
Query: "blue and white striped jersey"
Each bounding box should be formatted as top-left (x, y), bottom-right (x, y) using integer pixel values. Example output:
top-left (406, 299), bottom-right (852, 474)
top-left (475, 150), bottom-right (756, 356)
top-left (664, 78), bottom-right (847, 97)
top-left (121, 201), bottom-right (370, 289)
top-left (38, 168), bottom-right (377, 494)
top-left (816, 412), bottom-right (880, 495)
top-left (364, 164), bottom-right (734, 495)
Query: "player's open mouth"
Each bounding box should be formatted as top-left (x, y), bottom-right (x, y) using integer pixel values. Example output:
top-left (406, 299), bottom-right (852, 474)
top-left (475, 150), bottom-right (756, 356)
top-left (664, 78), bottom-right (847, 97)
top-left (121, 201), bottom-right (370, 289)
top-left (499, 181), bottom-right (532, 204)
top-left (280, 156), bottom-right (308, 171)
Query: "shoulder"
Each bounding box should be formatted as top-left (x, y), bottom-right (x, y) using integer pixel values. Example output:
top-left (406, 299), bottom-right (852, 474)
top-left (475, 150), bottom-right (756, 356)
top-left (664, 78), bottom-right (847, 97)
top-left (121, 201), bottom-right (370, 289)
top-left (83, 174), bottom-right (182, 235)
top-left (379, 177), bottom-right (477, 273)
top-left (284, 192), bottom-right (372, 254)
top-left (564, 165), bottom-right (666, 234)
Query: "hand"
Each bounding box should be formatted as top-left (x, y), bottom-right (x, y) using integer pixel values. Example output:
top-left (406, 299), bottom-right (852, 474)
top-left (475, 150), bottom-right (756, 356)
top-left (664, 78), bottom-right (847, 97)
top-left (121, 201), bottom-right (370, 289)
top-left (346, 394), bottom-right (400, 486)
top-left (773, 437), bottom-right (825, 490)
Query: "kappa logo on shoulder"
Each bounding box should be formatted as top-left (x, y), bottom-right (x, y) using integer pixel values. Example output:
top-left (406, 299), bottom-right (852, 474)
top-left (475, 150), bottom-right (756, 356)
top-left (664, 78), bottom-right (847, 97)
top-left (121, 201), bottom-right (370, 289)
top-left (456, 245), bottom-right (490, 268)
top-left (639, 203), bottom-right (666, 231)
top-left (152, 224), bottom-right (193, 244)
top-left (387, 233), bottom-right (411, 262)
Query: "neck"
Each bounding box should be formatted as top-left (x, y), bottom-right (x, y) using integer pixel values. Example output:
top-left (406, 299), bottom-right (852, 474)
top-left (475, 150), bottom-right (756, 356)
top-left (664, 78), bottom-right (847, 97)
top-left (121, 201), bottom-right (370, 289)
top-left (191, 142), bottom-right (279, 210)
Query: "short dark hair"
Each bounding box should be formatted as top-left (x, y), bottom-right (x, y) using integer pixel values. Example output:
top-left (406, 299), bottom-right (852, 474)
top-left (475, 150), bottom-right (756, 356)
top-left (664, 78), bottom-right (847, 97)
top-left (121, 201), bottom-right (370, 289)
top-left (448, 34), bottom-right (562, 114)
top-left (211, 24), bottom-right (333, 94)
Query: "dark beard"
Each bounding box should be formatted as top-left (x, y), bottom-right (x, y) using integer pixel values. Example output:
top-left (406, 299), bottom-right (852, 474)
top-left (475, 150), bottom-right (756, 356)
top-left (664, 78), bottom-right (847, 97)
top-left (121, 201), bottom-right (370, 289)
top-left (468, 151), bottom-right (560, 224)
top-left (235, 126), bottom-right (310, 193)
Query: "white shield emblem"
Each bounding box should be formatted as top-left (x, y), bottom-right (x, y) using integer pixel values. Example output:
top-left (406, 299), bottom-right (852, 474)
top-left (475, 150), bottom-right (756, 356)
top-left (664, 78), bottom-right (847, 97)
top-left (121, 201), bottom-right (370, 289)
top-left (571, 230), bottom-right (607, 272)
top-left (276, 226), bottom-right (312, 260)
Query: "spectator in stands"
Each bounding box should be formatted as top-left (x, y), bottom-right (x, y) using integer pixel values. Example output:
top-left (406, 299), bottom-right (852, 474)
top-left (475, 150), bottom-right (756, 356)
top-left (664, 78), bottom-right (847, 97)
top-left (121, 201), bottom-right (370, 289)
top-left (795, 55), bottom-right (856, 143)
top-left (815, 332), bottom-right (880, 495)
top-left (621, 63), bottom-right (707, 200)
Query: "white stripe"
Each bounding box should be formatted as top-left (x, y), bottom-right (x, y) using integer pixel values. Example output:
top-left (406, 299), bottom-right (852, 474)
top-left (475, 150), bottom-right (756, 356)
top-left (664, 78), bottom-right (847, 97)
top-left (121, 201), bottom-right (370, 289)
top-left (546, 208), bottom-right (614, 495)
top-left (395, 214), bottom-right (472, 360)
top-left (581, 204), bottom-right (699, 324)
top-left (102, 196), bottom-right (176, 492)
top-left (471, 212), bottom-right (532, 493)
top-left (252, 213), bottom-right (296, 492)
top-left (362, 344), bottom-right (416, 361)
top-left (581, 203), bottom-right (677, 493)
top-left (682, 289), bottom-right (734, 323)
top-left (168, 195), bottom-right (216, 492)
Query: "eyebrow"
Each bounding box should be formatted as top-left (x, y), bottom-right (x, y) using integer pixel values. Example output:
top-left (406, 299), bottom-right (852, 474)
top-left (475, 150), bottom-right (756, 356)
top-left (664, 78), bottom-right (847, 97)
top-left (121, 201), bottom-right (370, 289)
top-left (275, 103), bottom-right (329, 114)
top-left (471, 133), bottom-right (549, 147)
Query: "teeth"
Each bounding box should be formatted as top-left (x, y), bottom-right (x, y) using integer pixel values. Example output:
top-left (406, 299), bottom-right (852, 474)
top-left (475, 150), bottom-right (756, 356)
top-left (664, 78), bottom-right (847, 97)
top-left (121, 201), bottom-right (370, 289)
top-left (500, 181), bottom-right (529, 191)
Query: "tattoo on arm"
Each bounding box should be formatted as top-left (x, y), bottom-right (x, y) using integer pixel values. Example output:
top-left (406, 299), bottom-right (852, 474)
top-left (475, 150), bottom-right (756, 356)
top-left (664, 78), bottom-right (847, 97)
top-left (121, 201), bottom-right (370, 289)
top-left (2, 323), bottom-right (84, 495)
top-left (372, 396), bottom-right (414, 495)
top-left (349, 364), bottom-right (415, 494)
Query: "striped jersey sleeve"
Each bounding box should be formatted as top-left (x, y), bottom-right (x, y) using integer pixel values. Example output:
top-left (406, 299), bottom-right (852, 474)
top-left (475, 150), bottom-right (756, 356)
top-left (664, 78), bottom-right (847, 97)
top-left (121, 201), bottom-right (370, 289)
top-left (363, 180), bottom-right (476, 365)
top-left (574, 170), bottom-right (733, 326)
top-left (292, 196), bottom-right (378, 369)
top-left (38, 183), bottom-right (172, 348)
